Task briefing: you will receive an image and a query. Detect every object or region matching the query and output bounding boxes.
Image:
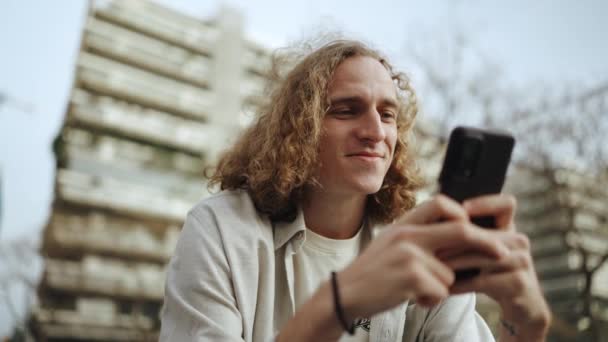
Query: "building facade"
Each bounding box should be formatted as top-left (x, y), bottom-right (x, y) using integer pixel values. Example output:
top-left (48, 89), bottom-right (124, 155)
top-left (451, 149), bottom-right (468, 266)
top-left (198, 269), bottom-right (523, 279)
top-left (508, 167), bottom-right (608, 341)
top-left (33, 1), bottom-right (270, 340)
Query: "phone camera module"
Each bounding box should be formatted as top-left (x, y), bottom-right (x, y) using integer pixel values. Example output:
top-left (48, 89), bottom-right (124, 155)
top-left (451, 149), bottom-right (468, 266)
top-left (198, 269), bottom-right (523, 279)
top-left (456, 138), bottom-right (481, 178)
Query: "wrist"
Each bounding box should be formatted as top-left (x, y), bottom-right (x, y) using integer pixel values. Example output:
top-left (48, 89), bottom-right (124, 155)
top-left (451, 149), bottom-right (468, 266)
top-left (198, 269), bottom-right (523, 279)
top-left (336, 269), bottom-right (364, 323)
top-left (276, 281), bottom-right (344, 342)
top-left (501, 308), bottom-right (551, 341)
top-left (311, 281), bottom-right (346, 338)
top-left (331, 272), bottom-right (356, 335)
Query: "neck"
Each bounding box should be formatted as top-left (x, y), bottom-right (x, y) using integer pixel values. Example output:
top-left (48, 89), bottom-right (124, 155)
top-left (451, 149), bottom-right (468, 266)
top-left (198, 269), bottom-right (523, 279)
top-left (302, 189), bottom-right (367, 239)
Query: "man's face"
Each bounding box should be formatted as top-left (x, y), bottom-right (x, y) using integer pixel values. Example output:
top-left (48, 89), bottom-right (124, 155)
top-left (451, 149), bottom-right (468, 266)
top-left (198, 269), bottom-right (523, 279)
top-left (317, 56), bottom-right (398, 196)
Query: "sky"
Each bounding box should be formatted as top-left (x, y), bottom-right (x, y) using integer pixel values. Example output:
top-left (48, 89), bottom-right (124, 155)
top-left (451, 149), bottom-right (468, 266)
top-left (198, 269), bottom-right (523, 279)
top-left (0, 0), bottom-right (606, 336)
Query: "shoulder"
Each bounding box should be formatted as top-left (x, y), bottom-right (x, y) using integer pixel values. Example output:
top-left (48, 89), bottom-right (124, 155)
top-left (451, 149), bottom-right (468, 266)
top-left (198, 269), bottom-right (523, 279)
top-left (189, 189), bottom-right (258, 219)
top-left (185, 189), bottom-right (273, 245)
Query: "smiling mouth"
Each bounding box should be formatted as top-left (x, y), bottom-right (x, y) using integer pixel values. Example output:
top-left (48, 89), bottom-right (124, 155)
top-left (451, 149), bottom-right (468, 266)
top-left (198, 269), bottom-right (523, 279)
top-left (346, 153), bottom-right (384, 158)
top-left (347, 154), bottom-right (384, 162)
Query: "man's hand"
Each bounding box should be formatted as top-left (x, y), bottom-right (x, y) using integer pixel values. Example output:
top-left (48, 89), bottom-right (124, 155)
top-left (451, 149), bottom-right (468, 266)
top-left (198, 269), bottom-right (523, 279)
top-left (337, 195), bottom-right (509, 321)
top-left (446, 194), bottom-right (552, 341)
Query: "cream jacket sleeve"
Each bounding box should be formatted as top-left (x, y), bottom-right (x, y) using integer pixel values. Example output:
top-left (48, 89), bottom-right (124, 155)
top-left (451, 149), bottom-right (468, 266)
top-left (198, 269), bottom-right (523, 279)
top-left (159, 210), bottom-right (244, 341)
top-left (404, 293), bottom-right (495, 341)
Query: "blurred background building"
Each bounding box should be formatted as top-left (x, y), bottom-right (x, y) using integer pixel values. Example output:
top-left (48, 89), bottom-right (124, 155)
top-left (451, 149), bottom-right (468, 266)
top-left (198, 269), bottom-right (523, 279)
top-left (30, 1), bottom-right (270, 340)
top-left (508, 84), bottom-right (608, 342)
top-left (512, 167), bottom-right (608, 342)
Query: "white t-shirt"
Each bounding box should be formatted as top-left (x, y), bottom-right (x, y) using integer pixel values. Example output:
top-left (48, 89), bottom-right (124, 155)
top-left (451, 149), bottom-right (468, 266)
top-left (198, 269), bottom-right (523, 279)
top-left (293, 226), bottom-right (370, 341)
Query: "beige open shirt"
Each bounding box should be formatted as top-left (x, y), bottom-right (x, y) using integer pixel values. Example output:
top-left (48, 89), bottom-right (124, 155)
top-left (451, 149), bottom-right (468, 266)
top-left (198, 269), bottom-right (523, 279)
top-left (160, 190), bottom-right (495, 341)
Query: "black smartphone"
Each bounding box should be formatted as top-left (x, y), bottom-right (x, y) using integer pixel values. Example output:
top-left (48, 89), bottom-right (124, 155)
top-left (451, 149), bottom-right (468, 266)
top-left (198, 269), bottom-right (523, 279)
top-left (438, 126), bottom-right (515, 280)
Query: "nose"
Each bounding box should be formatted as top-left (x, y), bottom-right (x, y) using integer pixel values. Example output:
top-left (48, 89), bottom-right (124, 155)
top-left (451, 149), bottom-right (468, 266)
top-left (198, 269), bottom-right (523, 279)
top-left (355, 109), bottom-right (386, 143)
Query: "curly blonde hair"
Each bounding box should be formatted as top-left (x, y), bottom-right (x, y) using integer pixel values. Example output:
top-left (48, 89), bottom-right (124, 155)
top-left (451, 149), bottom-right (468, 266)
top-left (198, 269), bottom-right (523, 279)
top-left (208, 39), bottom-right (422, 224)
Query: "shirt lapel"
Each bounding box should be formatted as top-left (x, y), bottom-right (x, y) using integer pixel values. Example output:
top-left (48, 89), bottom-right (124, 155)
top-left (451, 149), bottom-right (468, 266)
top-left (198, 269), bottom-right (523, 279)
top-left (273, 208), bottom-right (306, 315)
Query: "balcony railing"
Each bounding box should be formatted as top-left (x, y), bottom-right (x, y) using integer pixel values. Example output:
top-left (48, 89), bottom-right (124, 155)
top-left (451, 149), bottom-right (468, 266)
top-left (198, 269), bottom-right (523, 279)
top-left (45, 256), bottom-right (165, 301)
top-left (535, 251), bottom-right (582, 278)
top-left (94, 0), bottom-right (219, 55)
top-left (541, 272), bottom-right (586, 300)
top-left (61, 127), bottom-right (207, 177)
top-left (35, 299), bottom-right (154, 330)
top-left (84, 17), bottom-right (210, 88)
top-left (48, 210), bottom-right (179, 263)
top-left (34, 322), bottom-right (149, 341)
top-left (57, 169), bottom-right (202, 222)
top-left (77, 52), bottom-right (212, 121)
top-left (592, 264), bottom-right (608, 298)
top-left (63, 141), bottom-right (207, 197)
top-left (69, 89), bottom-right (218, 156)
top-left (239, 75), bottom-right (266, 100)
top-left (531, 233), bottom-right (570, 258)
top-left (242, 44), bottom-right (272, 76)
top-left (517, 194), bottom-right (564, 217)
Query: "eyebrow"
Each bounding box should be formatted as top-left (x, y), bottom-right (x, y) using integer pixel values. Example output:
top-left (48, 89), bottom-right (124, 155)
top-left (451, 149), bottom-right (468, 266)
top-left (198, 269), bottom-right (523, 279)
top-left (329, 95), bottom-right (399, 109)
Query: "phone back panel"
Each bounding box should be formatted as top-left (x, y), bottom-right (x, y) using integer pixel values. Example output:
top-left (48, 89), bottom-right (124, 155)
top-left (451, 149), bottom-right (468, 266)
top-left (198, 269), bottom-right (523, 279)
top-left (439, 126), bottom-right (515, 203)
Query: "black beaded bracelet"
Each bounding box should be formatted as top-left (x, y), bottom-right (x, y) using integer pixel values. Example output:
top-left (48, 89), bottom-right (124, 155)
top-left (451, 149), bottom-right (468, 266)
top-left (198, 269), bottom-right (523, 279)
top-left (331, 271), bottom-right (355, 335)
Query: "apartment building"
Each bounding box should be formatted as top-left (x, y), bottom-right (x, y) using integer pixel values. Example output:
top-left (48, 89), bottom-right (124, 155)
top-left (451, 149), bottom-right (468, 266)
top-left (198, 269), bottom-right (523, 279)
top-left (33, 1), bottom-right (270, 340)
top-left (509, 167), bottom-right (608, 341)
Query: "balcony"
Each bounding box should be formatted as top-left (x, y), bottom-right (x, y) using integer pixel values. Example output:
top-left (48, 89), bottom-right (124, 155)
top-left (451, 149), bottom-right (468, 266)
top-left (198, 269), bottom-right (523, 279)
top-left (61, 137), bottom-right (208, 198)
top-left (84, 17), bottom-right (211, 88)
top-left (69, 89), bottom-right (222, 156)
top-left (566, 230), bottom-right (608, 255)
top-left (34, 297), bottom-right (157, 341)
top-left (33, 322), bottom-right (151, 341)
top-left (239, 73), bottom-right (267, 99)
top-left (535, 251), bottom-right (582, 278)
top-left (94, 0), bottom-right (219, 55)
top-left (35, 297), bottom-right (154, 329)
top-left (531, 233), bottom-right (569, 258)
top-left (45, 256), bottom-right (165, 301)
top-left (507, 168), bottom-right (556, 196)
top-left (60, 127), bottom-right (207, 177)
top-left (517, 194), bottom-right (564, 217)
top-left (517, 210), bottom-right (572, 237)
top-left (242, 43), bottom-right (272, 76)
top-left (593, 262), bottom-right (608, 298)
top-left (47, 210), bottom-right (180, 263)
top-left (57, 168), bottom-right (202, 222)
top-left (77, 52), bottom-right (212, 121)
top-left (541, 272), bottom-right (586, 301)
top-left (549, 296), bottom-right (585, 317)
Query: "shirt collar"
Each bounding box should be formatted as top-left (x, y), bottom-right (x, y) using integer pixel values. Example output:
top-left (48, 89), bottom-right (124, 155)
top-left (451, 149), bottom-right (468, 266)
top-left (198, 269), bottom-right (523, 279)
top-left (273, 206), bottom-right (307, 251)
top-left (273, 207), bottom-right (378, 251)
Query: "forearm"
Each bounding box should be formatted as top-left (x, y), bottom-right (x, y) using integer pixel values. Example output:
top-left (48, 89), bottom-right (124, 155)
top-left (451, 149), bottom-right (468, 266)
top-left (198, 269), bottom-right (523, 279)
top-left (276, 281), bottom-right (345, 342)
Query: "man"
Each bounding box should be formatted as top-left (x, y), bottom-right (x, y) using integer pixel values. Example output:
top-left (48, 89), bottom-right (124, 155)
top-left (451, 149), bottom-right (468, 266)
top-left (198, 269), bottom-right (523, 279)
top-left (160, 39), bottom-right (551, 341)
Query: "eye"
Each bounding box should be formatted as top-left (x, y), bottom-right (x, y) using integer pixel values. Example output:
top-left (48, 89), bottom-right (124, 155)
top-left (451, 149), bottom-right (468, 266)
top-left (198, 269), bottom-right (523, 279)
top-left (380, 110), bottom-right (396, 121)
top-left (330, 107), bottom-right (356, 117)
